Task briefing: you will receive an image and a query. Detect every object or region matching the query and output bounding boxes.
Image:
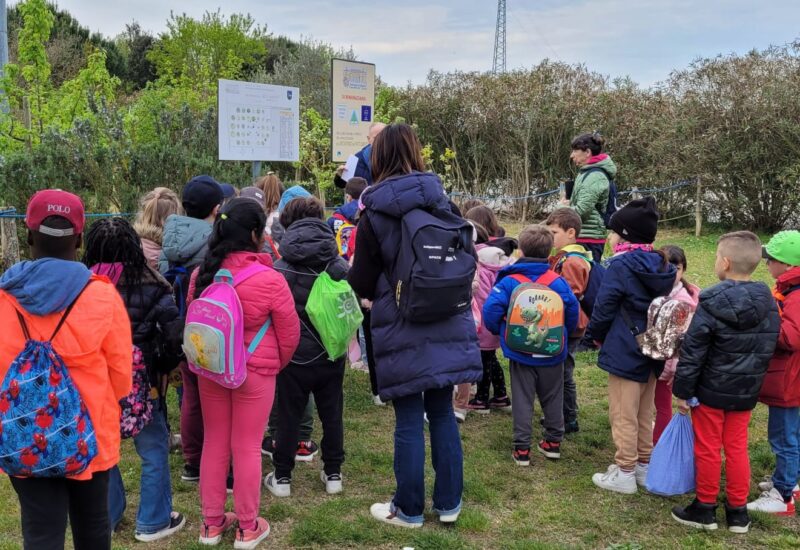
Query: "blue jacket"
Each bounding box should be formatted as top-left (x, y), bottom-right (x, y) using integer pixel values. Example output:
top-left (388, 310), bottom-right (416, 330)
top-left (354, 171), bottom-right (482, 400)
top-left (354, 144), bottom-right (373, 185)
top-left (326, 200), bottom-right (359, 233)
top-left (483, 258), bottom-right (580, 367)
top-left (587, 251), bottom-right (676, 382)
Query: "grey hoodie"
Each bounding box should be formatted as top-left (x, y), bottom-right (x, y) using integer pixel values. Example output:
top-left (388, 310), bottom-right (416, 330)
top-left (158, 214), bottom-right (213, 274)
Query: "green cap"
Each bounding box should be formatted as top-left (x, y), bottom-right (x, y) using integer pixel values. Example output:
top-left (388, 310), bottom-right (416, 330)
top-left (763, 230), bottom-right (800, 266)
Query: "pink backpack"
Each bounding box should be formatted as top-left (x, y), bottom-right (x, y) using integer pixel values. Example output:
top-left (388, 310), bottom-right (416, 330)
top-left (183, 265), bottom-right (272, 389)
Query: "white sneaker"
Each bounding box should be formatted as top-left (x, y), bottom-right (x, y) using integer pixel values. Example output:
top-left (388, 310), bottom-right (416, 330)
top-left (454, 409), bottom-right (467, 423)
top-left (350, 361), bottom-right (368, 372)
top-left (320, 470), bottom-right (343, 494)
top-left (634, 462), bottom-right (649, 487)
top-left (438, 509), bottom-right (460, 523)
top-left (592, 465), bottom-right (637, 495)
top-left (758, 480), bottom-right (800, 500)
top-left (263, 472), bottom-right (291, 497)
top-left (747, 488), bottom-right (796, 516)
top-left (369, 502), bottom-right (422, 528)
top-left (373, 395), bottom-right (386, 406)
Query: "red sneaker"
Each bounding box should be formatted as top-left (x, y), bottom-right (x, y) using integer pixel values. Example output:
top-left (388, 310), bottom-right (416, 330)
top-left (234, 517), bottom-right (270, 549)
top-left (538, 440), bottom-right (561, 459)
top-left (512, 447), bottom-right (531, 466)
top-left (199, 512), bottom-right (237, 545)
top-left (295, 440), bottom-right (319, 462)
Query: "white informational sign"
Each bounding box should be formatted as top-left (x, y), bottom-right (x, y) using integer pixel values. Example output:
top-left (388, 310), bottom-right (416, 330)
top-left (331, 59), bottom-right (375, 162)
top-left (218, 79), bottom-right (300, 162)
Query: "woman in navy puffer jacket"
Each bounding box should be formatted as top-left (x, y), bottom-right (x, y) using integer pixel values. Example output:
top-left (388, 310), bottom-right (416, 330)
top-left (348, 124), bottom-right (482, 528)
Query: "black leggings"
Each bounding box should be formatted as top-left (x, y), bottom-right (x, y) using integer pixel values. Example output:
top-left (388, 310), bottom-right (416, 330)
top-left (475, 350), bottom-right (507, 402)
top-left (10, 469), bottom-right (111, 550)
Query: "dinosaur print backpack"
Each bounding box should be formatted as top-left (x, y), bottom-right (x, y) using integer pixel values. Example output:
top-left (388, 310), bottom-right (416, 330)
top-left (0, 285), bottom-right (98, 477)
top-left (504, 272), bottom-right (566, 357)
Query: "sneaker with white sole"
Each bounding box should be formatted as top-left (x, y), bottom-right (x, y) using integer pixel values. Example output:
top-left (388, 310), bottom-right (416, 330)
top-left (135, 511), bottom-right (186, 542)
top-left (747, 488), bottom-right (796, 516)
top-left (634, 462), bottom-right (649, 487)
top-left (438, 508), bottom-right (460, 523)
top-left (263, 473), bottom-right (291, 497)
top-left (234, 517), bottom-right (270, 550)
top-left (758, 480), bottom-right (800, 500)
top-left (373, 395), bottom-right (386, 406)
top-left (199, 512), bottom-right (237, 545)
top-left (320, 470), bottom-right (343, 494)
top-left (454, 409), bottom-right (467, 423)
top-left (295, 440), bottom-right (319, 462)
top-left (369, 502), bottom-right (423, 528)
top-left (592, 465), bottom-right (637, 494)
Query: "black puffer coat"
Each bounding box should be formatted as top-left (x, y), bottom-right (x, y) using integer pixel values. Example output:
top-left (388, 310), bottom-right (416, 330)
top-left (116, 266), bottom-right (183, 384)
top-left (274, 218), bottom-right (349, 367)
top-left (673, 280), bottom-right (780, 411)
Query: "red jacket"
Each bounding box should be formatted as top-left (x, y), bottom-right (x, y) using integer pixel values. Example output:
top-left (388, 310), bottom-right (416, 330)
top-left (188, 252), bottom-right (300, 376)
top-left (760, 266), bottom-right (800, 407)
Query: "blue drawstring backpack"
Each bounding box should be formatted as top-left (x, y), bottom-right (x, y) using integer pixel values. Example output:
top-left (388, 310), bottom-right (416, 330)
top-left (0, 285), bottom-right (98, 477)
top-left (646, 412), bottom-right (695, 496)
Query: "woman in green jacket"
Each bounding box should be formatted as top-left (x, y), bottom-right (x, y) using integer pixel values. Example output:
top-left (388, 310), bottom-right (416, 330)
top-left (562, 133), bottom-right (616, 262)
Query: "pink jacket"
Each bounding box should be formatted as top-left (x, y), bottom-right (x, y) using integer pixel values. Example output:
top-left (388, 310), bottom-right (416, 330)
top-left (140, 238), bottom-right (162, 271)
top-left (660, 281), bottom-right (701, 382)
top-left (475, 243), bottom-right (516, 350)
top-left (188, 252), bottom-right (300, 376)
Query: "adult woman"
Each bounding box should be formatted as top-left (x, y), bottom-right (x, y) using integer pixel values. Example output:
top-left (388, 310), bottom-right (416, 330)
top-left (563, 132), bottom-right (616, 262)
top-left (254, 173), bottom-right (283, 236)
top-left (133, 187), bottom-right (182, 270)
top-left (188, 198), bottom-right (300, 548)
top-left (348, 124), bottom-right (482, 528)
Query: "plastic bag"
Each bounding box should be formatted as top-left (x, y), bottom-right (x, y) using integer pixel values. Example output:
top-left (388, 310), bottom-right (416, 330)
top-left (645, 412), bottom-right (695, 496)
top-left (306, 272), bottom-right (364, 360)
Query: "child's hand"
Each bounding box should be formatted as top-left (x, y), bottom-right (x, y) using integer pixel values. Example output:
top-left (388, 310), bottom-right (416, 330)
top-left (676, 399), bottom-right (690, 415)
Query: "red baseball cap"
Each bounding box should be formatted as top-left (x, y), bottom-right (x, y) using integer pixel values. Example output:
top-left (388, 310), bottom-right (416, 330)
top-left (26, 190), bottom-right (85, 237)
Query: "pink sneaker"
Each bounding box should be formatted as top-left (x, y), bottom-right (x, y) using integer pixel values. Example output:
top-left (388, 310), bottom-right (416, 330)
top-left (234, 517), bottom-right (271, 549)
top-left (199, 512), bottom-right (237, 545)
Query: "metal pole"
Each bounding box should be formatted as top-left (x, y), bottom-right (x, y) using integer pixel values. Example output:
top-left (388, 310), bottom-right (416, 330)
top-left (251, 161), bottom-right (261, 182)
top-left (0, 0), bottom-right (9, 113)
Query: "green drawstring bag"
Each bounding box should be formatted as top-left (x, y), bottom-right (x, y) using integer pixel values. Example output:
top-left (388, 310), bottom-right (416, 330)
top-left (306, 272), bottom-right (364, 360)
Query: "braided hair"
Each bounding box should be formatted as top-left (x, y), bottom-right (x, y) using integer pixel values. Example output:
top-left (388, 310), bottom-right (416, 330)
top-left (83, 217), bottom-right (147, 305)
top-left (194, 198), bottom-right (267, 298)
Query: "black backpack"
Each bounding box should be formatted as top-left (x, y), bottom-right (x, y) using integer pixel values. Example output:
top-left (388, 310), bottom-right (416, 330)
top-left (583, 166), bottom-right (620, 228)
top-left (391, 208), bottom-right (476, 323)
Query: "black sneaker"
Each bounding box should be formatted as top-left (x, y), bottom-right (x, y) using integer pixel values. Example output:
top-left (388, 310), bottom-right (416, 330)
top-left (512, 447), bottom-right (531, 466)
top-left (538, 440), bottom-right (561, 459)
top-left (134, 511), bottom-right (186, 542)
top-left (226, 473), bottom-right (234, 494)
top-left (488, 395), bottom-right (511, 410)
top-left (671, 499), bottom-right (718, 530)
top-left (725, 503), bottom-right (751, 534)
top-left (295, 440), bottom-right (319, 462)
top-left (261, 436), bottom-right (275, 458)
top-left (565, 420), bottom-right (580, 434)
top-left (181, 463), bottom-right (200, 482)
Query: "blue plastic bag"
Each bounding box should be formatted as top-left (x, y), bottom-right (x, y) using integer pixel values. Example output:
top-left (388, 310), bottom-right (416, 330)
top-left (645, 413), bottom-right (695, 496)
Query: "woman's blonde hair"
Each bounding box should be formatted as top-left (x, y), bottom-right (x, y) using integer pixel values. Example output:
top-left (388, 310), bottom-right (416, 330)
top-left (133, 187), bottom-right (182, 244)
top-left (254, 173), bottom-right (283, 213)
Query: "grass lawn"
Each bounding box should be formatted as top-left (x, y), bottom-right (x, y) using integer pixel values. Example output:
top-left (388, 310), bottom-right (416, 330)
top-left (1, 228), bottom-right (798, 549)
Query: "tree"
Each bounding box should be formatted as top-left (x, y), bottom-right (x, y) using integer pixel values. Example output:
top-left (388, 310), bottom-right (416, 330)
top-left (115, 22), bottom-right (156, 91)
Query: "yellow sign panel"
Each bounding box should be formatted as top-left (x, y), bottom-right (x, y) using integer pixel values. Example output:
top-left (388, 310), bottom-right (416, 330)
top-left (331, 59), bottom-right (376, 162)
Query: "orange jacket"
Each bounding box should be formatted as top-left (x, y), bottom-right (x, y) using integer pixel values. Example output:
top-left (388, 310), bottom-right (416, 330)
top-left (0, 275), bottom-right (132, 479)
top-left (549, 248), bottom-right (591, 336)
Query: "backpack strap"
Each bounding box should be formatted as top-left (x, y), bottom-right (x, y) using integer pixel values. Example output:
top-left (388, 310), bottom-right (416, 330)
top-left (509, 274), bottom-right (531, 285)
top-left (620, 307), bottom-right (640, 336)
top-left (15, 281), bottom-right (93, 343)
top-left (231, 264), bottom-right (271, 288)
top-left (535, 270), bottom-right (560, 286)
top-left (246, 318), bottom-right (273, 357)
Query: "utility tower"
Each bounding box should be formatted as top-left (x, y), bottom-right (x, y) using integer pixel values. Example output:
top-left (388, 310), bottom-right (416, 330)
top-left (492, 0), bottom-right (507, 74)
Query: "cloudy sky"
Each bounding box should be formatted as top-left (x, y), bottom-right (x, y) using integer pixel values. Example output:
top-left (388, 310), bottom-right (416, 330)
top-left (25, 0), bottom-right (800, 87)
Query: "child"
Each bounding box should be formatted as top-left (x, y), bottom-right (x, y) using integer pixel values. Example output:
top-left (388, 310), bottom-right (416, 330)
top-left (465, 206), bottom-right (517, 413)
top-left (84, 218), bottom-right (185, 542)
top-left (587, 197), bottom-right (676, 494)
top-left (265, 197), bottom-right (350, 497)
top-left (748, 230), bottom-right (800, 515)
top-left (483, 224), bottom-right (579, 465)
top-left (328, 177), bottom-right (367, 235)
top-left (0, 190), bottom-right (133, 549)
top-left (650, 245), bottom-right (700, 444)
top-left (133, 187), bottom-right (181, 270)
top-left (671, 231), bottom-right (780, 533)
top-left (546, 207), bottom-right (593, 433)
top-left (159, 175), bottom-right (223, 483)
top-left (188, 198), bottom-right (300, 548)
top-left (254, 172), bottom-right (283, 236)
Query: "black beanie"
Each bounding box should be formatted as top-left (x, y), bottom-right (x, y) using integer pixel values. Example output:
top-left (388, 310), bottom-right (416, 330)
top-left (609, 196), bottom-right (659, 244)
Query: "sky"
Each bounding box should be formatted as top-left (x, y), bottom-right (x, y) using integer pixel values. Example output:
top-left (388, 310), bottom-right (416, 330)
top-left (21, 0), bottom-right (800, 87)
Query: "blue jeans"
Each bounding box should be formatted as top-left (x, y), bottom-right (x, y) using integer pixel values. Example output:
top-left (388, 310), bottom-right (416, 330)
top-left (391, 387), bottom-right (463, 522)
top-left (769, 406), bottom-right (800, 498)
top-left (108, 400), bottom-right (173, 534)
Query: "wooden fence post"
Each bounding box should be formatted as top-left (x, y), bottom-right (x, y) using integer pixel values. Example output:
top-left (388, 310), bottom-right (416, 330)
top-left (1, 212), bottom-right (20, 271)
top-left (694, 178), bottom-right (702, 237)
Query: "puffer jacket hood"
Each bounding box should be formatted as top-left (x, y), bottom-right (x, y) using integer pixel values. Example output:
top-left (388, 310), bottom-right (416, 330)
top-left (275, 219), bottom-right (350, 367)
top-left (580, 155), bottom-right (617, 179)
top-left (701, 280), bottom-right (775, 330)
top-left (0, 259), bottom-right (92, 316)
top-left (362, 171), bottom-right (451, 219)
top-left (619, 252), bottom-right (677, 297)
top-left (158, 214), bottom-right (212, 274)
top-left (673, 280), bottom-right (780, 411)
